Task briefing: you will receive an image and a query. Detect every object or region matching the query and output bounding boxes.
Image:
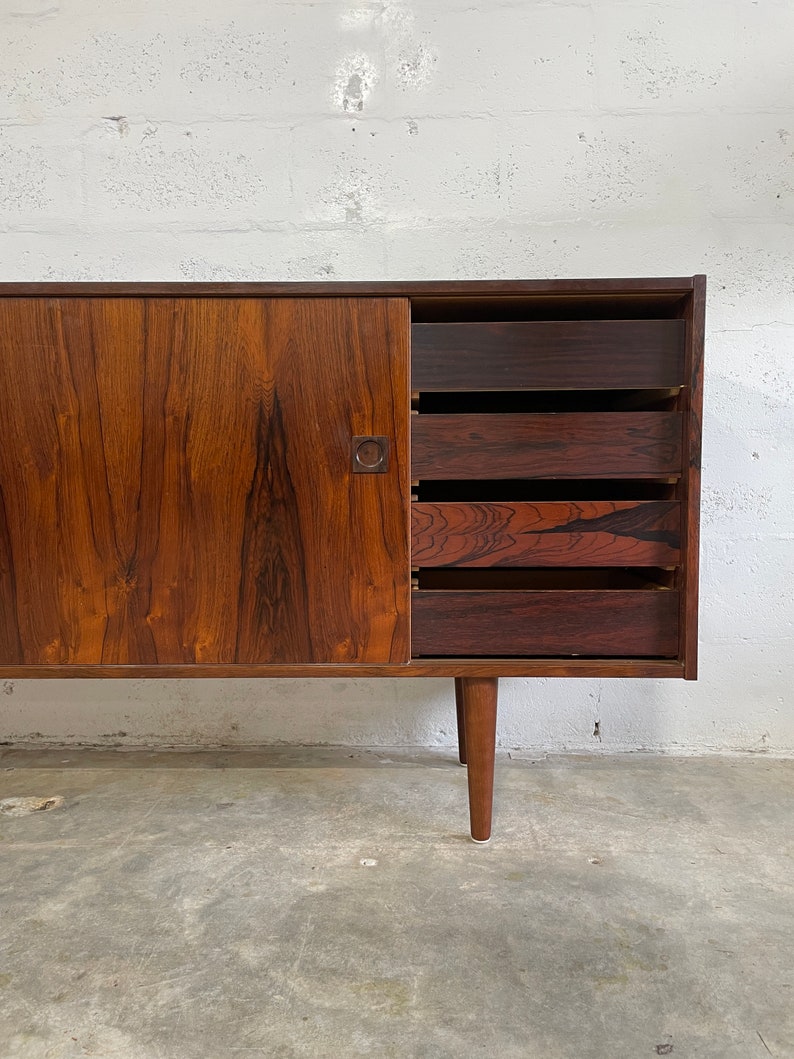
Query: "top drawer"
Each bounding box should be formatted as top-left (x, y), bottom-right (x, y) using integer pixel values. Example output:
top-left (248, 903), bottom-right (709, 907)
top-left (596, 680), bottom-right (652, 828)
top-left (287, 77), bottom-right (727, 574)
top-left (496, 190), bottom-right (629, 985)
top-left (411, 320), bottom-right (685, 391)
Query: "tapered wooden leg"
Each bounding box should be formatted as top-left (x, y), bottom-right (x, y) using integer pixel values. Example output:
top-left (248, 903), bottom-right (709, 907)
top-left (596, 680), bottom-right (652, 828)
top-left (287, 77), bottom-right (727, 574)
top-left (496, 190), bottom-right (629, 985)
top-left (454, 678), bottom-right (468, 765)
top-left (459, 677), bottom-right (498, 842)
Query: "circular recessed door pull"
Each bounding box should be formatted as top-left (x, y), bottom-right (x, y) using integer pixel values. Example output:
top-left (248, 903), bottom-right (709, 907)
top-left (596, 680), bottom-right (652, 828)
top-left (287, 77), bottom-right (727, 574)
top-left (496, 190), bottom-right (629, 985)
top-left (352, 436), bottom-right (389, 473)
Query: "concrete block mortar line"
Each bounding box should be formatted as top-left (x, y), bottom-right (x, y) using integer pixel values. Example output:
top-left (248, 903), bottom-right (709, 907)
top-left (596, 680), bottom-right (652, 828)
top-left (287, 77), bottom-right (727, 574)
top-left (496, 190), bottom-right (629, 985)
top-left (4, 107), bottom-right (793, 136)
top-left (0, 7), bottom-right (59, 22)
top-left (0, 223), bottom-right (780, 245)
top-left (0, 216), bottom-right (579, 237)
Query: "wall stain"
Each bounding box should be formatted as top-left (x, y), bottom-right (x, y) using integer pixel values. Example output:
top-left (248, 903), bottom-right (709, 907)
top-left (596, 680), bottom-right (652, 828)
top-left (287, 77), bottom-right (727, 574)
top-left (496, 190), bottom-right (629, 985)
top-left (333, 54), bottom-right (377, 112)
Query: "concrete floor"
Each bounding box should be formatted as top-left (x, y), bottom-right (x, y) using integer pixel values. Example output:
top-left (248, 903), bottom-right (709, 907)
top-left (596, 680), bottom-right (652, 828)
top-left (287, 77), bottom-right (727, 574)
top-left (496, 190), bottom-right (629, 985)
top-left (0, 749), bottom-right (791, 1059)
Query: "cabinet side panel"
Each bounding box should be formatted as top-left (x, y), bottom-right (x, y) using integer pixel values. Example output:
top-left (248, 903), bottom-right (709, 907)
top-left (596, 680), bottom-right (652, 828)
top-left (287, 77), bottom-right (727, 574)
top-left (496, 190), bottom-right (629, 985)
top-left (680, 276), bottom-right (706, 678)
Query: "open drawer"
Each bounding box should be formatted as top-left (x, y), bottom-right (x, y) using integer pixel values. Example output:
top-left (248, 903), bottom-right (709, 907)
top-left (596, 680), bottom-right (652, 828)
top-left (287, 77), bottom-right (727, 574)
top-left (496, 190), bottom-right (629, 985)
top-left (411, 500), bottom-right (680, 567)
top-left (411, 320), bottom-right (686, 391)
top-left (411, 569), bottom-right (679, 658)
top-left (411, 413), bottom-right (683, 480)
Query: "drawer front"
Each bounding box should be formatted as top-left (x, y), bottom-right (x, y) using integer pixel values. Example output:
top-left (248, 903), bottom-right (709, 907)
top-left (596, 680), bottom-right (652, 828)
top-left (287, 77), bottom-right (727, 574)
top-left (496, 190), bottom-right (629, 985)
top-left (411, 413), bottom-right (682, 480)
top-left (411, 500), bottom-right (681, 567)
top-left (411, 320), bottom-right (686, 391)
top-left (412, 590), bottom-right (680, 657)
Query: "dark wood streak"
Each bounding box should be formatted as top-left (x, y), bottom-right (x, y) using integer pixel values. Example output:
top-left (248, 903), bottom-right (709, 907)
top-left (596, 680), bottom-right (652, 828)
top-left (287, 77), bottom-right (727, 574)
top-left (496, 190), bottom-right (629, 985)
top-left (412, 413), bottom-right (683, 480)
top-left (236, 391), bottom-right (312, 663)
top-left (544, 501), bottom-right (679, 545)
top-left (411, 501), bottom-right (680, 567)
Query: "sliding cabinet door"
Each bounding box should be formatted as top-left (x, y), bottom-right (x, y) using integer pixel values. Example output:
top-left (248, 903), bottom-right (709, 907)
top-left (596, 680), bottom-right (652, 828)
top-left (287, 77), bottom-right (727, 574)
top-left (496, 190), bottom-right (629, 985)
top-left (0, 297), bottom-right (409, 667)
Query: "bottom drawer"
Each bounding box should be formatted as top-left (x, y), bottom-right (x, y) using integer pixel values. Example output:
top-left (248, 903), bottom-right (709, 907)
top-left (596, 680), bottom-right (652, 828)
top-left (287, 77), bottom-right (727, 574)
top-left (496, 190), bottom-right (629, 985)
top-left (412, 585), bottom-right (679, 657)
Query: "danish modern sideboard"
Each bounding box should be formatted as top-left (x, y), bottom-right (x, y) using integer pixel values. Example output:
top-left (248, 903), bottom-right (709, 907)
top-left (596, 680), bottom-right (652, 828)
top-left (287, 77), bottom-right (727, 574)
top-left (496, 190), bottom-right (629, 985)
top-left (0, 277), bottom-right (705, 840)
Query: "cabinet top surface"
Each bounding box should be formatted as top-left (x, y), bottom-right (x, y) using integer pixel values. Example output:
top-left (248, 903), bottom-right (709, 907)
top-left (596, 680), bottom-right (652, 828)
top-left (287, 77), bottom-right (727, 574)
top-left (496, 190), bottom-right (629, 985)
top-left (0, 277), bottom-right (701, 298)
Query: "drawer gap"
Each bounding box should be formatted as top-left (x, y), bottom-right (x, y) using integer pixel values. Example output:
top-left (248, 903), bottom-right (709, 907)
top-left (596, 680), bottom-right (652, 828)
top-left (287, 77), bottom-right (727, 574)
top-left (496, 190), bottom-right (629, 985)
top-left (410, 297), bottom-right (687, 323)
top-left (417, 389), bottom-right (680, 413)
top-left (414, 479), bottom-right (677, 502)
top-left (415, 567), bottom-right (676, 591)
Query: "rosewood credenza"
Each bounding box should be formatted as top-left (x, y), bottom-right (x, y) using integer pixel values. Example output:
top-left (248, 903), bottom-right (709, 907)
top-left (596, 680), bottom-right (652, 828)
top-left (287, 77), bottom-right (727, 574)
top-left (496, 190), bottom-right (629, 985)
top-left (0, 278), bottom-right (705, 840)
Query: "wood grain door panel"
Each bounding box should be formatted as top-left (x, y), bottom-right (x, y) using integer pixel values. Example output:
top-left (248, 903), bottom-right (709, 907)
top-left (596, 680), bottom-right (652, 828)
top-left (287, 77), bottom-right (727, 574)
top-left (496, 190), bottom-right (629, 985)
top-left (0, 297), bottom-right (409, 666)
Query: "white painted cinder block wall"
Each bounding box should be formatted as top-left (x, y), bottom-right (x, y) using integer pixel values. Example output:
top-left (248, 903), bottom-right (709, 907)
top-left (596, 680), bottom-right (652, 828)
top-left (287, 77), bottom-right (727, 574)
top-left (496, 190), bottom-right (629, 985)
top-left (1, 0), bottom-right (792, 754)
